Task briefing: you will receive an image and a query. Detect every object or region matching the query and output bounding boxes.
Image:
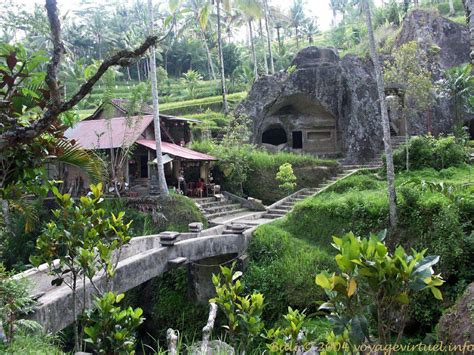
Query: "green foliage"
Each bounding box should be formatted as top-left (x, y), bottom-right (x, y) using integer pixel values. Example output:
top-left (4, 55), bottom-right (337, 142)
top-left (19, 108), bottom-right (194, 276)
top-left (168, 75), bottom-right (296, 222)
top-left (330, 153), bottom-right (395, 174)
top-left (84, 292), bottom-right (144, 354)
top-left (159, 92), bottom-right (246, 115)
top-left (286, 65), bottom-right (297, 74)
top-left (326, 172), bottom-right (385, 194)
top-left (286, 189), bottom-right (389, 247)
top-left (315, 231), bottom-right (444, 347)
top-left (145, 267), bottom-right (208, 343)
top-left (384, 41), bottom-right (434, 121)
top-left (282, 167), bottom-right (473, 333)
top-left (276, 163), bottom-right (297, 195)
top-left (264, 307), bottom-right (308, 353)
top-left (193, 137), bottom-right (336, 203)
top-left (0, 264), bottom-right (40, 342)
top-left (439, 63), bottom-right (474, 121)
top-left (391, 136), bottom-right (468, 171)
top-left (211, 262), bottom-right (265, 349)
top-left (244, 223), bottom-right (336, 321)
top-left (182, 69), bottom-right (203, 98)
top-left (30, 183), bottom-right (133, 349)
top-left (31, 183), bottom-right (132, 282)
top-left (0, 333), bottom-right (63, 354)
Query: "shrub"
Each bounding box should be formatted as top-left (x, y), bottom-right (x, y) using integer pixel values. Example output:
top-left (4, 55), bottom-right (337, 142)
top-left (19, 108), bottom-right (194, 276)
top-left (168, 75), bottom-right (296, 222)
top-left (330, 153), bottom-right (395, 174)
top-left (211, 263), bottom-right (265, 350)
top-left (147, 268), bottom-right (208, 343)
top-left (316, 231), bottom-right (444, 347)
top-left (0, 334), bottom-right (63, 354)
top-left (285, 191), bottom-right (389, 248)
top-left (391, 136), bottom-right (467, 171)
top-left (326, 172), bottom-right (385, 194)
top-left (276, 163), bottom-right (297, 195)
top-left (84, 292), bottom-right (144, 354)
top-left (281, 167), bottom-right (473, 333)
top-left (244, 224), bottom-right (336, 321)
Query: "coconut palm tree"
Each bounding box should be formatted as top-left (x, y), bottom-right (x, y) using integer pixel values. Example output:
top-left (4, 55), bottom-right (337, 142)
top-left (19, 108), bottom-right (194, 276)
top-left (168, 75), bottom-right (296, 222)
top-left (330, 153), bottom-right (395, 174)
top-left (189, 0), bottom-right (217, 81)
top-left (148, 0), bottom-right (169, 197)
top-left (236, 0), bottom-right (263, 80)
top-left (199, 0), bottom-right (230, 114)
top-left (303, 19), bottom-right (318, 44)
top-left (289, 0), bottom-right (305, 48)
top-left (262, 0), bottom-right (274, 74)
top-left (362, 0), bottom-right (398, 229)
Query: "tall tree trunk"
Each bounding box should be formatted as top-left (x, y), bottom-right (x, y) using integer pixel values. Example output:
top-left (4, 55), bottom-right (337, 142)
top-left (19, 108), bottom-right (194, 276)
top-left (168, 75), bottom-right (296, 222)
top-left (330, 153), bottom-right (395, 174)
top-left (449, 0), bottom-right (455, 16)
top-left (259, 19), bottom-right (269, 75)
top-left (190, 0), bottom-right (216, 81)
top-left (249, 20), bottom-right (259, 80)
top-left (127, 66), bottom-right (131, 81)
top-left (202, 31), bottom-right (217, 81)
top-left (276, 26), bottom-right (282, 53)
top-left (295, 25), bottom-right (299, 48)
top-left (136, 61), bottom-right (141, 81)
top-left (148, 0), bottom-right (169, 197)
top-left (263, 0), bottom-right (275, 74)
top-left (362, 0), bottom-right (397, 229)
top-left (216, 0), bottom-right (229, 114)
top-left (463, 0), bottom-right (474, 65)
top-left (1, 199), bottom-right (12, 236)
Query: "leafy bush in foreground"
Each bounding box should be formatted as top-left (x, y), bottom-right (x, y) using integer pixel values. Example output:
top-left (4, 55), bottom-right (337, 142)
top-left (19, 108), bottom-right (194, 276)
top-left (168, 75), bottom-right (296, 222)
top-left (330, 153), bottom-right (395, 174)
top-left (280, 167), bottom-right (473, 333)
top-left (316, 231), bottom-right (444, 349)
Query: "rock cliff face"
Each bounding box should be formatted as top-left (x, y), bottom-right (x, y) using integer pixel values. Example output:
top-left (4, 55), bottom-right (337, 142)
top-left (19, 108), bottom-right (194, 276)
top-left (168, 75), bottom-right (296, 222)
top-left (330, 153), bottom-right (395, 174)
top-left (236, 11), bottom-right (469, 163)
top-left (236, 47), bottom-right (383, 163)
top-left (395, 9), bottom-right (470, 69)
top-left (438, 282), bottom-right (474, 346)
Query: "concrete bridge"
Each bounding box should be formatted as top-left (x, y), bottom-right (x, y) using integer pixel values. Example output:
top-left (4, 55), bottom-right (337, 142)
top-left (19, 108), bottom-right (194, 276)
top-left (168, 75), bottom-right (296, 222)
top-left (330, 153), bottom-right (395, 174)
top-left (16, 166), bottom-right (365, 333)
top-left (17, 222), bottom-right (257, 333)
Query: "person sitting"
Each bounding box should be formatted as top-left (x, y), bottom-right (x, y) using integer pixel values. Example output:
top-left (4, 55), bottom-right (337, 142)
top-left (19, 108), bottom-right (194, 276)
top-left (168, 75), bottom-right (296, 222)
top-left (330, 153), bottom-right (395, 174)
top-left (195, 178), bottom-right (205, 198)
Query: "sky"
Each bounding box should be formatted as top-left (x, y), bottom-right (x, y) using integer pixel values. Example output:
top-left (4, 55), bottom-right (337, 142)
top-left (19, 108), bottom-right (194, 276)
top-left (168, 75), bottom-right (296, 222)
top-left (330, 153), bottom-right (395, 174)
top-left (4, 0), bottom-right (383, 32)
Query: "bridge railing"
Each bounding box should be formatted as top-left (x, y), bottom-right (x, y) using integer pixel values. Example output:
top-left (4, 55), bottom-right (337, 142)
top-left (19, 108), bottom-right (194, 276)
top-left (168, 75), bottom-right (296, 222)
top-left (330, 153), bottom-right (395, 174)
top-left (14, 221), bottom-right (251, 333)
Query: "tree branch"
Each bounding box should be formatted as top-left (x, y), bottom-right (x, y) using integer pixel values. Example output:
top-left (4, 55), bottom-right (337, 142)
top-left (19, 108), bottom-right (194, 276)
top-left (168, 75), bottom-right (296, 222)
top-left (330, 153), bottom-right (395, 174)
top-left (201, 302), bottom-right (217, 354)
top-left (0, 0), bottom-right (158, 150)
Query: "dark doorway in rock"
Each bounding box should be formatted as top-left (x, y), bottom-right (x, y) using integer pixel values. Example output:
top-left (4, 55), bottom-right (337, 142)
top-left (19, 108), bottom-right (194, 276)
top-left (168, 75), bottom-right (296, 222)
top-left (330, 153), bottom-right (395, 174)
top-left (292, 131), bottom-right (303, 149)
top-left (262, 126), bottom-right (288, 145)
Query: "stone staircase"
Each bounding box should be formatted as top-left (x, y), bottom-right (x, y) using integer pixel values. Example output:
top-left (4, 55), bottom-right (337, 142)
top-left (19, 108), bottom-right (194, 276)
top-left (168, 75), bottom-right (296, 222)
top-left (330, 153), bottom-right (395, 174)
top-left (262, 169), bottom-right (359, 220)
top-left (342, 135), bottom-right (407, 169)
top-left (194, 196), bottom-right (250, 221)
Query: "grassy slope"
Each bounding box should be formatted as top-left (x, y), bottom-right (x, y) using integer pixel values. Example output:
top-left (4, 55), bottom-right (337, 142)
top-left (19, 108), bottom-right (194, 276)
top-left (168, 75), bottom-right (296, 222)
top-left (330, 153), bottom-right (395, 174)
top-left (246, 165), bottom-right (473, 332)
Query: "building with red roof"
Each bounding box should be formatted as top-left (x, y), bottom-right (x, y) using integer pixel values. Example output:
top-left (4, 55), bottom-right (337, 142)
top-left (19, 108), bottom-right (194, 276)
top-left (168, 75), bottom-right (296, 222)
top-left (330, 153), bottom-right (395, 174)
top-left (61, 100), bottom-right (216, 196)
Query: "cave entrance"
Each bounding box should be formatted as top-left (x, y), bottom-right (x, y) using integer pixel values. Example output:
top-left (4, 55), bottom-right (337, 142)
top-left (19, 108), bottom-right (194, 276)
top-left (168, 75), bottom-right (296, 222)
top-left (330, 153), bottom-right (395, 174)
top-left (262, 125), bottom-right (288, 146)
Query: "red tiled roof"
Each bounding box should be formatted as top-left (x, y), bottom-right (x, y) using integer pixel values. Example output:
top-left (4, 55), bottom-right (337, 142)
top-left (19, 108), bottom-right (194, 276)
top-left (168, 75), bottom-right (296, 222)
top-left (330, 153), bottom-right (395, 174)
top-left (137, 140), bottom-right (217, 161)
top-left (65, 116), bottom-right (154, 149)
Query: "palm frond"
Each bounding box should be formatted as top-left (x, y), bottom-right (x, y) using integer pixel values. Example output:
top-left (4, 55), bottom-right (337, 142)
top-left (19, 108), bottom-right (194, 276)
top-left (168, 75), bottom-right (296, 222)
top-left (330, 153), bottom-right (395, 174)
top-left (50, 139), bottom-right (106, 184)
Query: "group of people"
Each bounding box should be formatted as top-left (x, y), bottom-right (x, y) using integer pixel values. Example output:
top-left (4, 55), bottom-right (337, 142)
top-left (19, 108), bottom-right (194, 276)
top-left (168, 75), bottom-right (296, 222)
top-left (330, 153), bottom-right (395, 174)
top-left (177, 172), bottom-right (206, 197)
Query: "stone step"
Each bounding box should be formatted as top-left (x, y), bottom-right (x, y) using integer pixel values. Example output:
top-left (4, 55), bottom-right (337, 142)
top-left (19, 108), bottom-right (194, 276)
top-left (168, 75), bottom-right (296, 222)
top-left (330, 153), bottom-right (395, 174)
top-left (203, 203), bottom-right (241, 213)
top-left (263, 212), bottom-right (285, 219)
top-left (268, 207), bottom-right (290, 213)
top-left (197, 199), bottom-right (226, 208)
top-left (207, 208), bottom-right (249, 219)
top-left (265, 210), bottom-right (286, 216)
top-left (194, 197), bottom-right (217, 204)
